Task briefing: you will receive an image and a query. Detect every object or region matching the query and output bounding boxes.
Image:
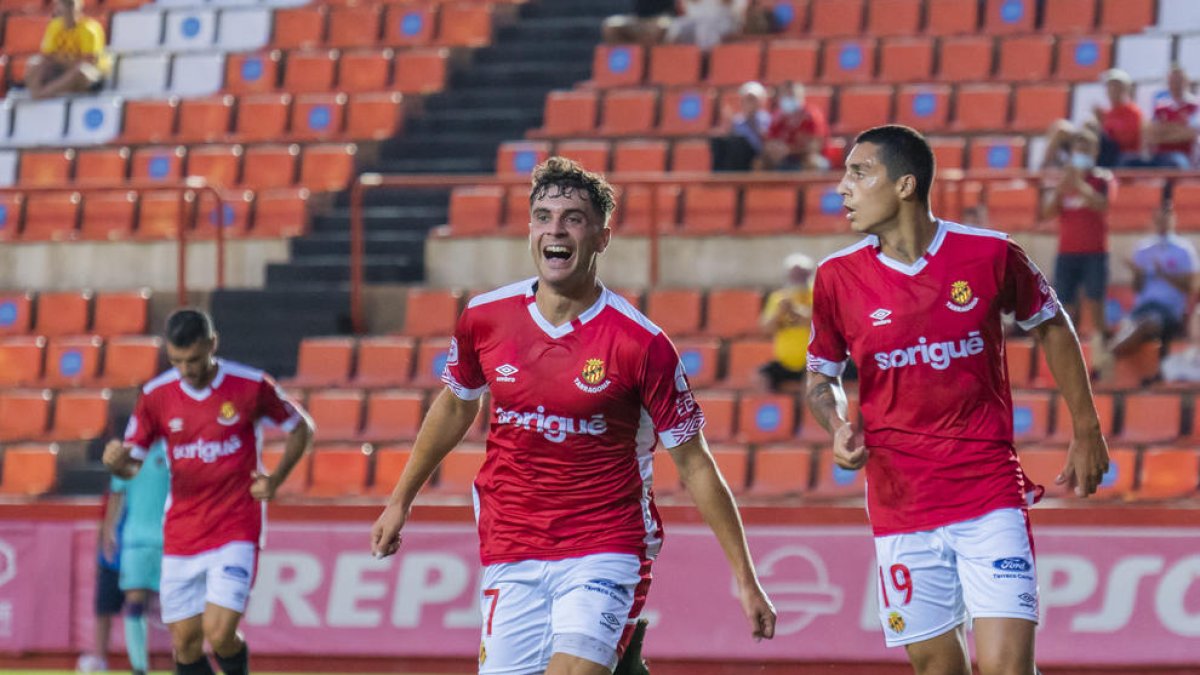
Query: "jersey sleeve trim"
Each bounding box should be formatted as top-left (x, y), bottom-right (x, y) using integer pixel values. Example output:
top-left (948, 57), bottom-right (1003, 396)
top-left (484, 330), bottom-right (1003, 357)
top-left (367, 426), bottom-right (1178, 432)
top-left (658, 415), bottom-right (705, 449)
top-left (806, 354), bottom-right (848, 377)
top-left (129, 444), bottom-right (150, 460)
top-left (275, 413), bottom-right (303, 433)
top-left (1016, 298), bottom-right (1060, 331)
top-left (467, 277), bottom-right (536, 309)
top-left (442, 371), bottom-right (488, 400)
top-left (142, 369), bottom-right (180, 395)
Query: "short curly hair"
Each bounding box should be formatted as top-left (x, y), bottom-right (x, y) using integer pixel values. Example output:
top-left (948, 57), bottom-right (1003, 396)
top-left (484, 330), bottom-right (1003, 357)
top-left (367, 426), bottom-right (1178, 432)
top-left (529, 156), bottom-right (617, 225)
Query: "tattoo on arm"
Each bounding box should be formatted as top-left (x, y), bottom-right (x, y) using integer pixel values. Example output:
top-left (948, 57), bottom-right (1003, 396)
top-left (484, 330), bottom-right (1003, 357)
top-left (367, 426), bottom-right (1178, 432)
top-left (806, 377), bottom-right (847, 435)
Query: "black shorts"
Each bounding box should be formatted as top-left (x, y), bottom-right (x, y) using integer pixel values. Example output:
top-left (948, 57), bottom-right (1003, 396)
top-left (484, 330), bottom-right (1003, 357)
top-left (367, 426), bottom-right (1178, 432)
top-left (1054, 252), bottom-right (1108, 303)
top-left (760, 360), bottom-right (806, 391)
top-left (1131, 301), bottom-right (1185, 342)
top-left (95, 563), bottom-right (124, 616)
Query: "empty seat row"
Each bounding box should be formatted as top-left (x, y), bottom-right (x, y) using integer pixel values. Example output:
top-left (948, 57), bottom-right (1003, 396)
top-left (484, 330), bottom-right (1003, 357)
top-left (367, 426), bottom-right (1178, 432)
top-left (0, 335), bottom-right (161, 387)
top-left (269, 2), bottom-right (495, 50)
top-left (0, 388), bottom-right (111, 442)
top-left (0, 289), bottom-right (147, 338)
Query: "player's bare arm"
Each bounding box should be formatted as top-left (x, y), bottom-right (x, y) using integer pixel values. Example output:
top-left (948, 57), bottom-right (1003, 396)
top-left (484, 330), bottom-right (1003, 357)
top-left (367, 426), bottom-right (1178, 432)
top-left (371, 388), bottom-right (481, 558)
top-left (669, 432), bottom-right (777, 641)
top-left (102, 438), bottom-right (143, 479)
top-left (1031, 312), bottom-right (1110, 497)
top-left (806, 372), bottom-right (866, 470)
top-left (251, 412), bottom-right (315, 501)
top-left (100, 488), bottom-right (124, 560)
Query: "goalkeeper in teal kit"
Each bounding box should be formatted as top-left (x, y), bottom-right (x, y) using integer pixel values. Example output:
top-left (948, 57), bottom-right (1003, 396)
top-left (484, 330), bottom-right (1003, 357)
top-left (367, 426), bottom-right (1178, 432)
top-left (107, 439), bottom-right (170, 675)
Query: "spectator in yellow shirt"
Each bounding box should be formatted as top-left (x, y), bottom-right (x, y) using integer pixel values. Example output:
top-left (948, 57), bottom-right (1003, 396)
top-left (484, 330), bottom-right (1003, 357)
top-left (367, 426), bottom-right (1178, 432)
top-left (27, 0), bottom-right (111, 99)
top-left (759, 253), bottom-right (814, 392)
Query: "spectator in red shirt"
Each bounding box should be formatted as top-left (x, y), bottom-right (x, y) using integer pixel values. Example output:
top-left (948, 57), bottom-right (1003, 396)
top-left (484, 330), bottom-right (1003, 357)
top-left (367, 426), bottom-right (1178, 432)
top-left (763, 82), bottom-right (831, 171)
top-left (1095, 69), bottom-right (1144, 165)
top-left (1138, 64), bottom-right (1199, 169)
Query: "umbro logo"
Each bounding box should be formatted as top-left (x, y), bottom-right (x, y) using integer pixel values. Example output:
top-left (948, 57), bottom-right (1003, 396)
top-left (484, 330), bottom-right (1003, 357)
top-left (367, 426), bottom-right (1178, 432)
top-left (495, 364), bottom-right (519, 383)
top-left (870, 309), bottom-right (893, 326)
top-left (169, 418), bottom-right (184, 433)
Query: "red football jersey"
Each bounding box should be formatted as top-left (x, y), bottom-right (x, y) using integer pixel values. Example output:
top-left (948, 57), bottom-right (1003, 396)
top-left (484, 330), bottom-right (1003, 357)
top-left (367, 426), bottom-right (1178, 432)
top-left (125, 359), bottom-right (303, 556)
top-left (443, 279), bottom-right (706, 566)
top-left (1057, 171), bottom-right (1114, 255)
top-left (1151, 95), bottom-right (1200, 156)
top-left (807, 221), bottom-right (1058, 536)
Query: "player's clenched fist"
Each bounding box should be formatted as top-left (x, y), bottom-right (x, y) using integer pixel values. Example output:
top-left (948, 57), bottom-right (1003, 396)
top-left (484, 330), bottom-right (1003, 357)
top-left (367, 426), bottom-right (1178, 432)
top-left (832, 422), bottom-right (867, 470)
top-left (370, 503), bottom-right (409, 559)
top-left (738, 581), bottom-right (777, 641)
top-left (102, 438), bottom-right (138, 478)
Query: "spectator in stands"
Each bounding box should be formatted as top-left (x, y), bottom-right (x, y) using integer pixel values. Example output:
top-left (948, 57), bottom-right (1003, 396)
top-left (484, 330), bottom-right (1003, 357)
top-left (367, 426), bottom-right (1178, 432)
top-left (666, 0), bottom-right (747, 52)
top-left (711, 81), bottom-right (772, 171)
top-left (1040, 70), bottom-right (1142, 170)
top-left (26, 0), bottom-right (111, 100)
top-left (763, 82), bottom-right (831, 171)
top-left (1162, 306), bottom-right (1200, 382)
top-left (1109, 201), bottom-right (1197, 362)
top-left (759, 253), bottom-right (814, 392)
top-left (1039, 129), bottom-right (1114, 368)
top-left (601, 0), bottom-right (675, 45)
top-left (1139, 64), bottom-right (1199, 169)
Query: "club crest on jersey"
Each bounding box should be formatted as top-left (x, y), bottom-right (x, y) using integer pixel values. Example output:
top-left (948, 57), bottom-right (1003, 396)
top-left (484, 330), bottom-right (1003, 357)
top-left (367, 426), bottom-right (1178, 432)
top-left (575, 358), bottom-right (611, 393)
top-left (888, 611), bottom-right (906, 634)
top-left (946, 280), bottom-right (979, 312)
top-left (478, 642), bottom-right (486, 665)
top-left (217, 401), bottom-right (240, 426)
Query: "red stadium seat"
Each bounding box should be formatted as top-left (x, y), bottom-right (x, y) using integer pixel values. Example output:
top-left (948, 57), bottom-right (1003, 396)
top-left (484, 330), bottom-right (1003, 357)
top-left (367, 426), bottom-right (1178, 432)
top-left (193, 191), bottom-right (252, 240)
top-left (599, 89), bottom-right (657, 136)
top-left (497, 141), bottom-right (551, 177)
top-left (43, 336), bottom-right (101, 387)
top-left (99, 335), bottom-right (161, 388)
top-left (821, 39), bottom-right (875, 84)
top-left (1011, 84), bottom-right (1070, 132)
top-left (670, 139), bottom-right (711, 172)
top-left (383, 4), bottom-right (436, 46)
top-left (984, 0), bottom-right (1034, 34)
top-left (503, 185), bottom-right (530, 228)
top-left (4, 14), bottom-right (51, 53)
top-left (694, 390), bottom-right (736, 441)
top-left (836, 85), bottom-right (893, 135)
top-left (93, 290), bottom-right (149, 337)
top-left (1098, 0), bottom-right (1154, 33)
top-left (337, 49), bottom-right (393, 93)
top-left (284, 49), bottom-right (338, 94)
top-left (252, 188), bottom-right (309, 238)
top-left (359, 390), bottom-right (424, 441)
top-left (1107, 180), bottom-right (1166, 231)
top-left (431, 444), bottom-right (485, 496)
top-left (272, 5), bottom-right (326, 49)
top-left (738, 393), bottom-right (796, 443)
top-left (750, 445), bottom-right (813, 496)
top-left (307, 390), bottom-right (365, 441)
top-left (135, 190), bottom-right (191, 240)
top-left (651, 450), bottom-right (681, 496)
top-left (938, 36), bottom-right (994, 83)
top-left (1056, 36), bottom-right (1113, 82)
top-left (225, 51), bottom-right (280, 95)
top-left (0, 390), bottom-right (51, 441)
top-left (926, 0), bottom-right (979, 34)
top-left (80, 191), bottom-right (137, 241)
top-left (34, 290), bottom-right (90, 338)
top-left (122, 99), bottom-right (178, 144)
top-left (18, 149), bottom-right (74, 187)
top-left (1119, 393), bottom-right (1183, 445)
top-left (679, 185), bottom-right (735, 233)
top-left (327, 4), bottom-right (381, 48)
top-left (235, 94), bottom-right (291, 143)
top-left (710, 444), bottom-right (749, 494)
top-left (879, 37), bottom-right (935, 83)
top-left (707, 42), bottom-right (763, 86)
top-left (1011, 391), bottom-right (1052, 443)
top-left (176, 96), bottom-right (234, 143)
top-left (307, 444), bottom-right (370, 497)
top-left (985, 180), bottom-right (1038, 232)
top-left (554, 140), bottom-right (609, 173)
top-left (0, 336), bottom-right (45, 386)
top-left (998, 35), bottom-right (1054, 82)
top-left (1138, 448), bottom-right (1199, 499)
top-left (646, 289), bottom-right (703, 337)
top-left (896, 85), bottom-right (951, 132)
top-left (771, 0), bottom-right (810, 35)
top-left (539, 91), bottom-right (598, 137)
top-left (613, 139), bottom-right (668, 174)
top-left (809, 0), bottom-right (864, 36)
top-left (404, 288), bottom-right (462, 339)
top-left (929, 137), bottom-right (966, 170)
top-left (261, 445), bottom-right (311, 496)
top-left (1050, 392), bottom-right (1115, 444)
top-left (0, 293), bottom-right (33, 337)
top-left (802, 183), bottom-right (848, 233)
top-left (369, 445), bottom-right (411, 496)
top-left (741, 187), bottom-right (798, 233)
top-left (592, 44), bottom-right (645, 88)
top-left (132, 146), bottom-right (185, 183)
top-left (0, 443), bottom-right (58, 495)
top-left (346, 92), bottom-right (404, 141)
top-left (186, 145), bottom-right (241, 188)
top-left (812, 450), bottom-right (866, 498)
top-left (954, 86), bottom-right (1012, 132)
top-left (298, 143), bottom-right (355, 191)
top-left (614, 186), bottom-right (678, 234)
top-left (723, 338), bottom-right (773, 388)
top-left (287, 337), bottom-right (354, 387)
top-left (44, 388), bottom-right (110, 442)
top-left (448, 186), bottom-right (504, 236)
top-left (866, 0), bottom-right (921, 36)
top-left (969, 136), bottom-right (1026, 170)
top-left (0, 194), bottom-right (22, 242)
top-left (75, 147), bottom-right (129, 185)
top-left (394, 49), bottom-right (448, 95)
top-left (241, 145), bottom-right (298, 189)
top-left (705, 289), bottom-right (763, 338)
top-left (763, 40), bottom-right (819, 85)
top-left (1006, 339), bottom-right (1036, 388)
top-left (660, 89), bottom-right (715, 136)
top-left (21, 191), bottom-right (80, 242)
top-left (648, 44), bottom-right (701, 86)
top-left (1042, 0), bottom-right (1097, 32)
top-left (437, 4), bottom-right (492, 48)
top-left (352, 336), bottom-right (415, 388)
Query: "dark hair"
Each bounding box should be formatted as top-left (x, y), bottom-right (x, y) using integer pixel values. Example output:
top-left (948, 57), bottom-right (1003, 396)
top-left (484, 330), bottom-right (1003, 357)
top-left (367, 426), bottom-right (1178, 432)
top-left (165, 308), bottom-right (215, 348)
top-left (529, 156), bottom-right (617, 224)
top-left (854, 125), bottom-right (935, 203)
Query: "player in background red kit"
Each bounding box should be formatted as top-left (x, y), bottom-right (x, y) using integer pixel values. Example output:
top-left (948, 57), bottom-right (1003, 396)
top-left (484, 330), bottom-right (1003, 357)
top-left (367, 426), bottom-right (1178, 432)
top-left (371, 157), bottom-right (776, 675)
top-left (806, 126), bottom-right (1109, 675)
top-left (104, 309), bottom-right (314, 675)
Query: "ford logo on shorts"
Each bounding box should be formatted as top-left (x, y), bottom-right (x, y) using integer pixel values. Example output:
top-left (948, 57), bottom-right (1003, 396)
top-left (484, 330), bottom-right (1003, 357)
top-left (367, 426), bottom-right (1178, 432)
top-left (223, 565), bottom-right (250, 580)
top-left (992, 558), bottom-right (1031, 572)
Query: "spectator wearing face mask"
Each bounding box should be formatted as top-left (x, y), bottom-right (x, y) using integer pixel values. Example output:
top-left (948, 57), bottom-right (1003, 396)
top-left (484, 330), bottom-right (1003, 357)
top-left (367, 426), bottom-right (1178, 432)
top-left (763, 82), bottom-right (831, 171)
top-left (711, 81), bottom-right (772, 171)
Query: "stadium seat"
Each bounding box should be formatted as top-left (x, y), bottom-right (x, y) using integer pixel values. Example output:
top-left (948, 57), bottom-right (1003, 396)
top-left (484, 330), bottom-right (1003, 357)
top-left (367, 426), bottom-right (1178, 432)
top-left (235, 94), bottom-right (292, 143)
top-left (925, 0), bottom-right (980, 34)
top-left (708, 42), bottom-right (763, 86)
top-left (0, 193), bottom-right (21, 241)
top-left (21, 192), bottom-right (80, 241)
top-left (176, 96), bottom-right (234, 143)
top-left (98, 335), bottom-right (161, 388)
top-left (502, 185), bottom-right (531, 228)
top-left (998, 35), bottom-right (1054, 82)
top-left (448, 186), bottom-right (504, 236)
top-left (287, 336), bottom-right (354, 387)
top-left (394, 49), bottom-right (449, 94)
top-left (291, 94), bottom-right (347, 142)
top-left (43, 336), bottom-right (101, 387)
top-left (1011, 391), bottom-right (1052, 443)
top-left (809, 0), bottom-right (864, 36)
top-left (0, 443), bottom-right (57, 495)
top-left (646, 289), bottom-right (703, 336)
top-left (225, 51), bottom-right (281, 95)
top-left (1056, 36), bottom-right (1112, 81)
top-left (614, 185), bottom-right (678, 234)
top-left (3, 13), bottom-right (51, 54)
top-left (346, 92), bottom-right (404, 141)
top-left (675, 338), bottom-right (720, 389)
top-left (953, 85), bottom-right (1010, 132)
top-left (252, 188), bottom-right (309, 238)
top-left (170, 52), bottom-right (225, 98)
top-left (186, 145), bottom-right (241, 188)
top-left (938, 36), bottom-right (994, 82)
top-left (497, 141), bottom-right (551, 177)
top-left (116, 53), bottom-right (171, 97)
top-left (195, 191), bottom-right (252, 239)
top-left (1099, 0), bottom-right (1155, 33)
top-left (0, 389), bottom-right (51, 441)
top-left (599, 89), bottom-right (657, 136)
top-left (132, 146), bottom-right (185, 183)
top-left (298, 143), bottom-right (355, 191)
top-left (327, 4), bottom-right (381, 48)
top-left (1108, 180), bottom-right (1166, 231)
top-left (613, 139), bottom-right (668, 174)
top-left (307, 444), bottom-right (370, 497)
top-left (432, 444), bottom-right (485, 496)
top-left (369, 445), bottom-right (411, 496)
top-left (651, 450), bottom-right (682, 496)
top-left (895, 85), bottom-right (950, 132)
top-left (34, 290), bottom-right (90, 338)
top-left (670, 139), bottom-right (712, 172)
top-left (648, 44), bottom-right (701, 86)
top-left (359, 389), bottom-right (424, 442)
top-left (1006, 339), bottom-right (1035, 388)
top-left (122, 99), bottom-right (178, 145)
top-left (404, 289), bottom-right (462, 339)
top-left (0, 336), bottom-right (45, 386)
top-left (801, 183), bottom-right (847, 233)
top-left (969, 136), bottom-right (1026, 170)
top-left (284, 49), bottom-right (338, 94)
top-left (879, 38), bottom-right (935, 83)
top-left (985, 180), bottom-right (1038, 232)
top-left (539, 91), bottom-right (599, 137)
top-left (218, 6), bottom-right (271, 51)
top-left (1050, 392), bottom-right (1114, 443)
top-left (821, 39), bottom-right (875, 84)
top-left (19, 149), bottom-right (74, 187)
top-left (163, 9), bottom-right (217, 52)
top-left (241, 145), bottom-right (298, 189)
top-left (554, 140), bottom-right (609, 173)
top-left (1011, 84), bottom-right (1070, 132)
top-left (307, 390), bottom-right (365, 441)
top-left (695, 390), bottom-right (736, 442)
top-left (75, 148), bottom-right (129, 185)
top-left (1119, 393), bottom-right (1183, 445)
top-left (660, 89), bottom-right (715, 135)
top-left (80, 191), bottom-right (137, 241)
top-left (0, 293), bottom-right (32, 337)
top-left (592, 44), bottom-right (645, 88)
top-left (738, 393), bottom-right (795, 443)
top-left (1114, 34), bottom-right (1171, 82)
top-left (866, 0), bottom-right (921, 36)
top-left (710, 444), bottom-right (750, 494)
top-left (985, 0), bottom-right (1034, 33)
top-left (837, 86), bottom-right (893, 134)
top-left (812, 450), bottom-right (866, 498)
top-left (383, 4), bottom-right (436, 46)
top-left (333, 48), bottom-right (392, 93)
top-left (43, 388), bottom-right (110, 442)
top-left (928, 137), bottom-right (966, 170)
top-left (1138, 448), bottom-right (1199, 499)
top-left (763, 40), bottom-right (819, 85)
top-left (135, 190), bottom-right (190, 240)
top-left (437, 3), bottom-right (492, 48)
top-left (740, 187), bottom-right (797, 233)
top-left (1041, 0), bottom-right (1097, 32)
top-left (771, 0), bottom-right (809, 35)
top-left (704, 289), bottom-right (763, 338)
top-left (680, 185), bottom-right (735, 233)
top-left (272, 5), bottom-right (326, 49)
top-left (261, 445), bottom-right (311, 496)
top-left (750, 445), bottom-right (813, 496)
top-left (1157, 0), bottom-right (1200, 31)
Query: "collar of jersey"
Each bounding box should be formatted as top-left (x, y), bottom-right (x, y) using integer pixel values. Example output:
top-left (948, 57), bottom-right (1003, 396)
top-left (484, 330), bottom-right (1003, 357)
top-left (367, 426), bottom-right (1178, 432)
top-left (870, 219), bottom-right (948, 277)
top-left (179, 358), bottom-right (227, 401)
top-left (524, 279), bottom-right (609, 339)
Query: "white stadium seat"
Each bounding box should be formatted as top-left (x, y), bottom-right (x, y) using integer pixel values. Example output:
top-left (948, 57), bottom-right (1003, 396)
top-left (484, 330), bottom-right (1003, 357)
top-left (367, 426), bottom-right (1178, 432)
top-left (0, 100), bottom-right (12, 145)
top-left (210, 0), bottom-right (260, 7)
top-left (165, 9), bottom-right (218, 51)
top-left (261, 0), bottom-right (311, 7)
top-left (170, 52), bottom-right (225, 97)
top-left (1069, 82), bottom-right (1106, 127)
top-left (1027, 136), bottom-right (1049, 171)
top-left (67, 95), bottom-right (124, 146)
top-left (111, 10), bottom-right (165, 53)
top-left (1115, 35), bottom-right (1172, 82)
top-left (0, 150), bottom-right (17, 186)
top-left (115, 54), bottom-right (171, 96)
top-left (1178, 37), bottom-right (1200, 80)
top-left (1136, 80), bottom-right (1168, 120)
top-left (1158, 0), bottom-right (1200, 33)
top-left (10, 99), bottom-right (68, 147)
top-left (216, 8), bottom-right (271, 51)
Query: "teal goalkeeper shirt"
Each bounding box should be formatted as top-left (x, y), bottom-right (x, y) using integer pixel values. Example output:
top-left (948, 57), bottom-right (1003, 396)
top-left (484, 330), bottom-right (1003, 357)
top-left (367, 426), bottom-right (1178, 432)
top-left (110, 440), bottom-right (170, 550)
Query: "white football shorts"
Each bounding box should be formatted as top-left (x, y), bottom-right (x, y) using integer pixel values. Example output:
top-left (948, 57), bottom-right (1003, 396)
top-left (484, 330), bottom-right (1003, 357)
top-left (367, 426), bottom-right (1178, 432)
top-left (477, 552), bottom-right (651, 675)
top-left (873, 507), bottom-right (1039, 648)
top-left (160, 541), bottom-right (258, 624)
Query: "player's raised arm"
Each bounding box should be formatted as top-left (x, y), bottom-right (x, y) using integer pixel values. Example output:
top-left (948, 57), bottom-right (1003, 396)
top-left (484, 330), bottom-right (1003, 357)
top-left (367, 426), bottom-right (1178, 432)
top-left (669, 432), bottom-right (777, 641)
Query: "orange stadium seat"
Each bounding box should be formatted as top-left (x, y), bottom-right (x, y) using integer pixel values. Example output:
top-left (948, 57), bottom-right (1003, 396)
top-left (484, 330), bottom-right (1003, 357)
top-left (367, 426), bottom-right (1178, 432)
top-left (80, 191), bottom-right (137, 241)
top-left (554, 140), bottom-right (609, 173)
top-left (821, 39), bottom-right (875, 84)
top-left (809, 0), bottom-right (864, 36)
top-left (1138, 449), bottom-right (1199, 499)
top-left (291, 94), bottom-right (346, 141)
top-left (0, 293), bottom-right (32, 337)
top-left (0, 194), bottom-right (22, 242)
top-left (708, 42), bottom-right (763, 86)
top-left (288, 336), bottom-right (353, 387)
top-left (695, 390), bottom-right (736, 441)
top-left (308, 390), bottom-right (365, 441)
top-left (404, 288), bottom-right (462, 339)
top-left (135, 190), bottom-right (190, 240)
top-left (43, 336), bottom-right (101, 387)
top-left (307, 444), bottom-right (370, 497)
top-left (122, 99), bottom-right (178, 144)
top-left (0, 0), bottom-right (45, 13)
top-left (225, 51), bottom-right (281, 95)
top-left (954, 85), bottom-right (1011, 133)
top-left (1099, 0), bottom-right (1154, 33)
top-left (866, 0), bottom-right (921, 36)
top-left (43, 389), bottom-right (109, 442)
top-left (351, 336), bottom-right (414, 388)
top-left (298, 143), bottom-right (355, 191)
top-left (1056, 36), bottom-right (1112, 82)
top-left (284, 49), bottom-right (338, 94)
top-left (741, 187), bottom-right (798, 233)
top-left (252, 188), bottom-right (309, 238)
top-left (705, 289), bottom-right (763, 338)
top-left (272, 5), bottom-right (326, 49)
top-left (75, 147), bottom-right (129, 185)
top-left (194, 191), bottom-right (252, 239)
top-left (723, 338), bottom-right (773, 388)
top-left (599, 89), bottom-right (657, 136)
top-left (929, 137), bottom-right (966, 170)
top-left (763, 40), bottom-right (819, 85)
top-left (679, 185), bottom-right (735, 233)
top-left (926, 0), bottom-right (979, 34)
top-left (648, 44), bottom-right (701, 86)
top-left (592, 44), bottom-right (644, 88)
top-left (540, 91), bottom-right (598, 137)
top-left (738, 393), bottom-right (795, 443)
top-left (21, 192), bottom-right (80, 242)
top-left (99, 335), bottom-right (161, 388)
top-left (261, 445), bottom-right (310, 496)
top-left (346, 92), bottom-right (404, 140)
top-left (710, 444), bottom-right (749, 494)
top-left (614, 185), bottom-right (678, 234)
top-left (1042, 0), bottom-right (1097, 32)
top-left (1168, 179), bottom-right (1200, 231)
top-left (896, 85), bottom-right (951, 132)
top-left (802, 183), bottom-right (847, 233)
top-left (660, 89), bottom-right (715, 135)
top-left (613, 139), bottom-right (668, 173)
top-left (497, 141), bottom-right (551, 177)
top-left (812, 450), bottom-right (866, 498)
top-left (1050, 392), bottom-right (1114, 444)
top-left (241, 145), bottom-right (298, 189)
top-left (1006, 339), bottom-right (1035, 388)
top-left (938, 36), bottom-right (994, 82)
top-left (437, 3), bottom-right (492, 48)
top-left (132, 146), bottom-right (185, 183)
top-left (432, 444), bottom-right (485, 496)
top-left (337, 49), bottom-right (393, 92)
top-left (359, 389), bottom-right (424, 441)
top-left (383, 4), bottom-right (436, 46)
top-left (998, 35), bottom-right (1054, 82)
top-left (676, 338), bottom-right (720, 387)
top-left (1108, 180), bottom-right (1166, 231)
top-left (879, 38), bottom-right (935, 83)
top-left (0, 390), bottom-right (51, 441)
top-left (651, 450), bottom-right (681, 496)
top-left (750, 445), bottom-right (813, 496)
top-left (985, 180), bottom-right (1038, 232)
top-left (771, 0), bottom-right (809, 35)
top-left (4, 14), bottom-right (51, 54)
top-left (176, 96), bottom-right (234, 143)
top-left (1012, 84), bottom-right (1070, 132)
top-left (836, 86), bottom-right (894, 134)
top-left (1094, 447), bottom-right (1137, 499)
top-left (394, 49), bottom-right (448, 94)
top-left (985, 0), bottom-right (1034, 34)
top-left (369, 445), bottom-right (411, 496)
top-left (646, 289), bottom-right (703, 336)
top-left (1016, 447), bottom-right (1068, 495)
top-left (93, 290), bottom-right (149, 337)
top-left (235, 94), bottom-right (292, 143)
top-left (448, 186), bottom-right (504, 236)
top-left (0, 336), bottom-right (45, 386)
top-left (0, 443), bottom-right (57, 495)
top-left (503, 185), bottom-right (530, 227)
top-left (186, 145), bottom-right (241, 187)
top-left (1120, 393), bottom-right (1183, 445)
top-left (19, 149), bottom-right (74, 187)
top-left (969, 136), bottom-right (1026, 170)
top-left (327, 5), bottom-right (380, 48)
top-left (1011, 391), bottom-right (1052, 443)
top-left (671, 139), bottom-right (712, 172)
top-left (34, 290), bottom-right (90, 337)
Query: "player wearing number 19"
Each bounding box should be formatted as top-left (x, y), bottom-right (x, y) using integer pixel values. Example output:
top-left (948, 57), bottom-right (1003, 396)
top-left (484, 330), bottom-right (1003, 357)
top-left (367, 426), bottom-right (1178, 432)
top-left (806, 126), bottom-right (1109, 675)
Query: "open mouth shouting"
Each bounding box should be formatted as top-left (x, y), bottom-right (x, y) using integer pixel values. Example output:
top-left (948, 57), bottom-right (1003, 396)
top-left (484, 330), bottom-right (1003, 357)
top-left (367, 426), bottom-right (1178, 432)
top-left (542, 242), bottom-right (575, 270)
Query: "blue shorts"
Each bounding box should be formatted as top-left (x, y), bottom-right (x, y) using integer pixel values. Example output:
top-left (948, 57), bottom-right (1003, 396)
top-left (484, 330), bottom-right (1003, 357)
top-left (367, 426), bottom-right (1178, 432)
top-left (1054, 252), bottom-right (1108, 304)
top-left (120, 545), bottom-right (162, 592)
top-left (95, 563), bottom-right (124, 615)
